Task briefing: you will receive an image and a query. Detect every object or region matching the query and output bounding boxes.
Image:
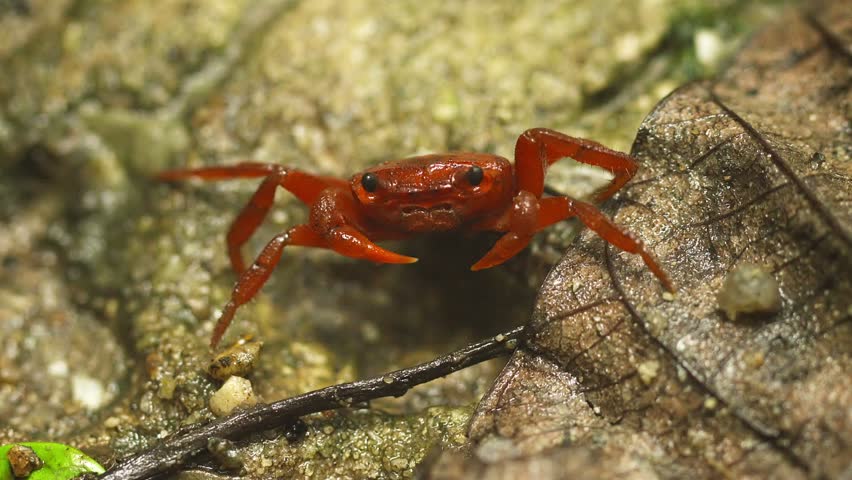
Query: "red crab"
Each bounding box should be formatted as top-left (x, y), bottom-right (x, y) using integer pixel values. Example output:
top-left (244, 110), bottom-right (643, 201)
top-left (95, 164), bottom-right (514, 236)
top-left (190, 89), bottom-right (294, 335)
top-left (159, 128), bottom-right (674, 348)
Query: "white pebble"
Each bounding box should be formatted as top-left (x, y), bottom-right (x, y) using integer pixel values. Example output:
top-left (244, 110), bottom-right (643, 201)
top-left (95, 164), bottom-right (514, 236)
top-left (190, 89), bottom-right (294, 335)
top-left (47, 360), bottom-right (69, 377)
top-left (72, 374), bottom-right (107, 410)
top-left (695, 29), bottom-right (723, 67)
top-left (637, 360), bottom-right (660, 385)
top-left (210, 376), bottom-right (258, 416)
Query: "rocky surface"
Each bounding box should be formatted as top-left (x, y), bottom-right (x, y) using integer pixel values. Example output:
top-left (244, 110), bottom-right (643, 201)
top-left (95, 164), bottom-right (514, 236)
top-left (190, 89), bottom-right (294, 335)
top-left (0, 1), bottom-right (809, 478)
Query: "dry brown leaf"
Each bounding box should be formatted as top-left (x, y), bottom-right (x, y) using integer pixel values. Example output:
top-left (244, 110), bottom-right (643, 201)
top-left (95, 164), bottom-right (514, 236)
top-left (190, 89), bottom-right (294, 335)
top-left (459, 5), bottom-right (851, 479)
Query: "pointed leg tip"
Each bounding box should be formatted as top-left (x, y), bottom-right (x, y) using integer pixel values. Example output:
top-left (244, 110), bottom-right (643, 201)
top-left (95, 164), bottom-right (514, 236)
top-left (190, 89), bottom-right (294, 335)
top-left (657, 276), bottom-right (676, 295)
top-left (657, 272), bottom-right (676, 294)
top-left (381, 253), bottom-right (418, 264)
top-left (209, 329), bottom-right (224, 349)
top-left (469, 261), bottom-right (488, 271)
top-left (471, 254), bottom-right (505, 271)
top-left (209, 302), bottom-right (236, 351)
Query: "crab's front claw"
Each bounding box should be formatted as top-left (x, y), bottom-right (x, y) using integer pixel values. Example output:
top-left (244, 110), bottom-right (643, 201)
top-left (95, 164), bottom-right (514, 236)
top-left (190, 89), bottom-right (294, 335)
top-left (327, 226), bottom-right (418, 264)
top-left (470, 232), bottom-right (533, 271)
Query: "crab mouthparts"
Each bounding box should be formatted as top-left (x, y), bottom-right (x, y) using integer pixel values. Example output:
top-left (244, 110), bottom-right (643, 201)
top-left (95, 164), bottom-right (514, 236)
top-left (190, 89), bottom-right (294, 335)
top-left (400, 203), bottom-right (454, 215)
top-left (395, 203), bottom-right (461, 232)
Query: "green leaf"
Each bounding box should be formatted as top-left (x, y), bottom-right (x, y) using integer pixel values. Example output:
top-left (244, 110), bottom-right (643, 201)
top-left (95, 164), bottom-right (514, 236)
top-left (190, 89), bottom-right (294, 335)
top-left (0, 442), bottom-right (105, 480)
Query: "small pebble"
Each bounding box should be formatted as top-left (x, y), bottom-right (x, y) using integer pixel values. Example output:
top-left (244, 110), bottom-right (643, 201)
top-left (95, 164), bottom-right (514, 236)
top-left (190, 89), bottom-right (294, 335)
top-left (695, 29), bottom-right (724, 68)
top-left (717, 263), bottom-right (781, 321)
top-left (8, 445), bottom-right (43, 477)
top-left (283, 419), bottom-right (308, 443)
top-left (637, 360), bottom-right (660, 385)
top-left (209, 376), bottom-right (257, 416)
top-left (72, 374), bottom-right (107, 410)
top-left (157, 376), bottom-right (176, 400)
top-left (645, 311), bottom-right (669, 336)
top-left (47, 360), bottom-right (69, 377)
top-left (745, 350), bottom-right (765, 369)
top-left (208, 340), bottom-right (263, 381)
top-left (207, 438), bottom-right (243, 471)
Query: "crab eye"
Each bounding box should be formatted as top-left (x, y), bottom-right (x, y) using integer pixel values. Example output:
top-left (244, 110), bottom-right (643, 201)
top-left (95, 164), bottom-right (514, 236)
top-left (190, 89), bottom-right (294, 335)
top-left (361, 172), bottom-right (379, 192)
top-left (465, 165), bottom-right (484, 186)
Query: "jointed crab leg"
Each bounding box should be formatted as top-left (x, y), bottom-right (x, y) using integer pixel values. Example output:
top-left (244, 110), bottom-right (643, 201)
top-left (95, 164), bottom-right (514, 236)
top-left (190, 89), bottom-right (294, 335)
top-left (513, 128), bottom-right (638, 201)
top-left (537, 197), bottom-right (674, 291)
top-left (212, 224), bottom-right (322, 347)
top-left (160, 164), bottom-right (417, 347)
top-left (209, 219), bottom-right (417, 347)
top-left (470, 191), bottom-right (539, 271)
top-left (158, 163), bottom-right (348, 274)
top-left (474, 129), bottom-right (672, 291)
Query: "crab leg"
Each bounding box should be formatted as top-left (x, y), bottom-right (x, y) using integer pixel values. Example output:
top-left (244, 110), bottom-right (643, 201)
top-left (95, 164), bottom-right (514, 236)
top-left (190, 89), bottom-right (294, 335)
top-left (158, 163), bottom-right (348, 274)
top-left (211, 224), bottom-right (323, 347)
top-left (513, 128), bottom-right (638, 200)
top-left (540, 196), bottom-right (673, 291)
top-left (208, 188), bottom-right (415, 348)
top-left (545, 197), bottom-right (672, 290)
top-left (475, 130), bottom-right (671, 291)
top-left (472, 194), bottom-right (672, 290)
top-left (470, 191), bottom-right (539, 271)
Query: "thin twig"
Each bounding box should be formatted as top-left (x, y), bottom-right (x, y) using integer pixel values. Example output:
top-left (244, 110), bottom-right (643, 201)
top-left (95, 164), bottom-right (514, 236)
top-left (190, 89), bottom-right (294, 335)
top-left (99, 325), bottom-right (526, 480)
